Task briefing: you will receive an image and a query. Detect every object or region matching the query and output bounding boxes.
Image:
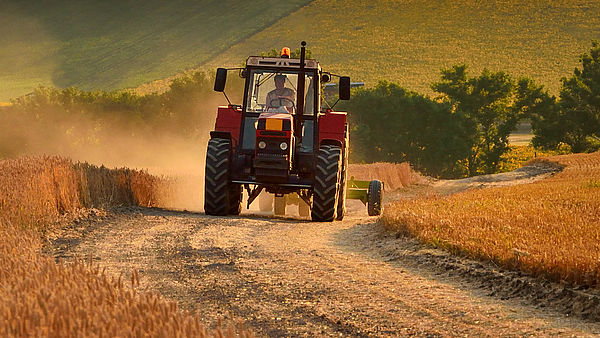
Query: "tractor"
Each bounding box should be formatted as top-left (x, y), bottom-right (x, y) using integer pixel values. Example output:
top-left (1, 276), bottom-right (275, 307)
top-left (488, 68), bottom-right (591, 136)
top-left (204, 41), bottom-right (382, 221)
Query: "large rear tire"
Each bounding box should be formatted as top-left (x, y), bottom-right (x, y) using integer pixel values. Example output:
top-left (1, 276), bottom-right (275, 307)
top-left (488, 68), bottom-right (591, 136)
top-left (367, 180), bottom-right (383, 216)
top-left (274, 195), bottom-right (286, 216)
top-left (311, 145), bottom-right (341, 222)
top-left (204, 138), bottom-right (231, 216)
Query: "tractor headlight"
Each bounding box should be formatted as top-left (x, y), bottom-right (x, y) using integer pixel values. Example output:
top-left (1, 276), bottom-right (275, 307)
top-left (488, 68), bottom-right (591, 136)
top-left (258, 141), bottom-right (267, 149)
top-left (280, 142), bottom-right (288, 150)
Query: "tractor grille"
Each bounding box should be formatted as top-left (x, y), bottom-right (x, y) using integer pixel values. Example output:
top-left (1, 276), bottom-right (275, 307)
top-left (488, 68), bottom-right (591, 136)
top-left (256, 153), bottom-right (287, 159)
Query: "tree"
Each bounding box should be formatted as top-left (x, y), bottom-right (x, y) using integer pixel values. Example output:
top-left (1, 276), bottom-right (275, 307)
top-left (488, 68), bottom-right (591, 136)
top-left (557, 41), bottom-right (600, 152)
top-left (515, 78), bottom-right (562, 150)
top-left (341, 81), bottom-right (470, 178)
top-left (432, 65), bottom-right (520, 175)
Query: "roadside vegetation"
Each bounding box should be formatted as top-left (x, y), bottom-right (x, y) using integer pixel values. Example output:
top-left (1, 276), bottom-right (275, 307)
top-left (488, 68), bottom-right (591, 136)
top-left (498, 145), bottom-right (569, 173)
top-left (382, 151), bottom-right (600, 287)
top-left (0, 156), bottom-right (250, 336)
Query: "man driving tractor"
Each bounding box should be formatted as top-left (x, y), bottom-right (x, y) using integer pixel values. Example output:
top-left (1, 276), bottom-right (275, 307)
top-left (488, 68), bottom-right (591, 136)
top-left (265, 74), bottom-right (296, 112)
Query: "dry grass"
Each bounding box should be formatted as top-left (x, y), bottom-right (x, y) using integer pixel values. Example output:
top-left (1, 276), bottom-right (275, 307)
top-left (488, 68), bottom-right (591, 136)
top-left (348, 162), bottom-right (424, 191)
top-left (383, 152), bottom-right (600, 287)
top-left (0, 156), bottom-right (252, 336)
top-left (0, 157), bottom-right (163, 230)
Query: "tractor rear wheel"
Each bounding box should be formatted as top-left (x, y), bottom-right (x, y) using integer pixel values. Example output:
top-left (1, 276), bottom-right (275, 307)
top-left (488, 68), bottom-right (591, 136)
top-left (367, 180), bottom-right (383, 216)
top-left (274, 195), bottom-right (286, 216)
top-left (228, 184), bottom-right (242, 215)
top-left (311, 145), bottom-right (341, 222)
top-left (204, 138), bottom-right (231, 216)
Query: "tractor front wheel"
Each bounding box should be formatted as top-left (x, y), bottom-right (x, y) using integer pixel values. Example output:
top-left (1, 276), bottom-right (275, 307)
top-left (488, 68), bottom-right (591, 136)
top-left (204, 138), bottom-right (231, 216)
top-left (311, 145), bottom-right (341, 222)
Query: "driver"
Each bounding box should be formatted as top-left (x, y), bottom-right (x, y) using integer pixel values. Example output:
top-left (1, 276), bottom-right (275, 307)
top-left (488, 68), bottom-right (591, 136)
top-left (266, 74), bottom-right (295, 111)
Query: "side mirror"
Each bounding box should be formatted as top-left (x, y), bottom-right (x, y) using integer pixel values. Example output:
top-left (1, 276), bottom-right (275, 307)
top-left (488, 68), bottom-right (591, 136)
top-left (214, 68), bottom-right (227, 92)
top-left (339, 76), bottom-right (351, 100)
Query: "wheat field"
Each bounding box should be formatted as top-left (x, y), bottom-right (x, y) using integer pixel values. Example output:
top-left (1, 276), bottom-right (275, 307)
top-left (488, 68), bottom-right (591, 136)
top-left (0, 156), bottom-right (251, 336)
top-left (383, 152), bottom-right (600, 287)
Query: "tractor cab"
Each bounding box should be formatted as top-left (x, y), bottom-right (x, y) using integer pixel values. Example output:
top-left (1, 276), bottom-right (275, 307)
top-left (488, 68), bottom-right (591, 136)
top-left (243, 68), bottom-right (317, 159)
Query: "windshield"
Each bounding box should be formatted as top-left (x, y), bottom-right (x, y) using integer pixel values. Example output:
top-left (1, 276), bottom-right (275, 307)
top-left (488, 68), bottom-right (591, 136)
top-left (245, 69), bottom-right (315, 115)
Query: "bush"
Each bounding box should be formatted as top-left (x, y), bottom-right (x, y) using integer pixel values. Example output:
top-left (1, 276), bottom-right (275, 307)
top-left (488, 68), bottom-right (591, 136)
top-left (341, 81), bottom-right (470, 178)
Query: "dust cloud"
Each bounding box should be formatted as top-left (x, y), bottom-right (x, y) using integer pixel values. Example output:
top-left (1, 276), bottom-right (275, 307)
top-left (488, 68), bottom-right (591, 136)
top-left (0, 98), bottom-right (226, 212)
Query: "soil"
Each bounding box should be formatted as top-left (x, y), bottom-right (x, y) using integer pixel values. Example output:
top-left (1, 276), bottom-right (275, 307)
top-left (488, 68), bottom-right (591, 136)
top-left (44, 162), bottom-right (600, 336)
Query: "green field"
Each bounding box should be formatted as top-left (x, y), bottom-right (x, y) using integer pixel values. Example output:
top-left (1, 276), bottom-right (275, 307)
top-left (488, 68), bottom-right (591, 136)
top-left (0, 0), bottom-right (311, 101)
top-left (2, 0), bottom-right (599, 101)
top-left (201, 0), bottom-right (600, 96)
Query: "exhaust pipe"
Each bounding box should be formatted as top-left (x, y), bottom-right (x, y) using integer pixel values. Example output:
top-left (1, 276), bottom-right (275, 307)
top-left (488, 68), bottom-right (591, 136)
top-left (295, 41), bottom-right (306, 144)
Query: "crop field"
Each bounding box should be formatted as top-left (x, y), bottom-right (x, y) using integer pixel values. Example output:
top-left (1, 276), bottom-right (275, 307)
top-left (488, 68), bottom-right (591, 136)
top-left (0, 157), bottom-right (250, 336)
top-left (0, 0), bottom-right (311, 101)
top-left (201, 0), bottom-right (600, 96)
top-left (382, 151), bottom-right (600, 287)
top-left (0, 157), bottom-right (163, 229)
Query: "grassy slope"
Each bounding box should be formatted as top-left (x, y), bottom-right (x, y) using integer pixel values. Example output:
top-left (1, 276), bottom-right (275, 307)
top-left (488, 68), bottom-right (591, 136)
top-left (0, 0), bottom-right (311, 101)
top-left (201, 0), bottom-right (600, 95)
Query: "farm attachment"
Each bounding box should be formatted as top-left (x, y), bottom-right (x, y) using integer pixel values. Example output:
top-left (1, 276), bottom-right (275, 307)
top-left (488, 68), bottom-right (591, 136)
top-left (346, 177), bottom-right (384, 216)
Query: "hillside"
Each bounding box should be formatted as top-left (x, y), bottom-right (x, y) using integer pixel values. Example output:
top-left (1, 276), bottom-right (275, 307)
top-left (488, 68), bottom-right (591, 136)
top-left (3, 0), bottom-right (599, 102)
top-left (0, 0), bottom-right (311, 101)
top-left (200, 0), bottom-right (600, 96)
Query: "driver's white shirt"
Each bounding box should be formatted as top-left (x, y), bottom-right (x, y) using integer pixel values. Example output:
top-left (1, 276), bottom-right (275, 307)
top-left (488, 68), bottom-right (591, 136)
top-left (266, 87), bottom-right (295, 108)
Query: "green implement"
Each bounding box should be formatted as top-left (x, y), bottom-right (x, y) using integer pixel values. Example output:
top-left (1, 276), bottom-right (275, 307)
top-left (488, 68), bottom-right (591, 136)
top-left (346, 177), bottom-right (384, 216)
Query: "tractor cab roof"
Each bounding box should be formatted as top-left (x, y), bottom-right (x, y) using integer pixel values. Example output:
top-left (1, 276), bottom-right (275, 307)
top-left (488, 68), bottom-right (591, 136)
top-left (246, 56), bottom-right (320, 71)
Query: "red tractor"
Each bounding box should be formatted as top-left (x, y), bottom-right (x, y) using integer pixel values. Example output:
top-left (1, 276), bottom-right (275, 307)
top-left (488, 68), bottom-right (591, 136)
top-left (204, 42), bottom-right (367, 221)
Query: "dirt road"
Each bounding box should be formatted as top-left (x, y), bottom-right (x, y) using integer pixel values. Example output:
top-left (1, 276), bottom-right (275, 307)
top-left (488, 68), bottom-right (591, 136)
top-left (47, 165), bottom-right (600, 336)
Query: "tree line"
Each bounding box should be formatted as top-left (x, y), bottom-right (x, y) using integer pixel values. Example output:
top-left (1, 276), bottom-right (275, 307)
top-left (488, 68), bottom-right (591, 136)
top-left (1, 42), bottom-right (598, 177)
top-left (342, 41), bottom-right (600, 177)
